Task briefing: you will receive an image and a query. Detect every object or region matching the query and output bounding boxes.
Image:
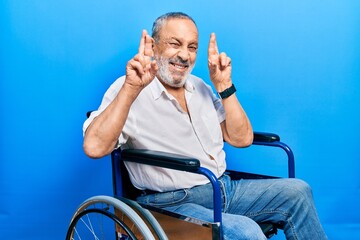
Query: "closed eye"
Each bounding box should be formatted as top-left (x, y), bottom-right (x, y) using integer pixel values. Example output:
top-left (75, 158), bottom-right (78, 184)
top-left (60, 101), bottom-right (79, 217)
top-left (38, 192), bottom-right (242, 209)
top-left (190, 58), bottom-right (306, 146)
top-left (188, 46), bottom-right (198, 52)
top-left (169, 42), bottom-right (180, 48)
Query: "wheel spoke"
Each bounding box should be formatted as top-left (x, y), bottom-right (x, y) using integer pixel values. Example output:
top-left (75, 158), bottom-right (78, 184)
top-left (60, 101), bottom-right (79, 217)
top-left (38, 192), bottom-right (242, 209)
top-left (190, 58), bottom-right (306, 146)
top-left (66, 196), bottom-right (158, 240)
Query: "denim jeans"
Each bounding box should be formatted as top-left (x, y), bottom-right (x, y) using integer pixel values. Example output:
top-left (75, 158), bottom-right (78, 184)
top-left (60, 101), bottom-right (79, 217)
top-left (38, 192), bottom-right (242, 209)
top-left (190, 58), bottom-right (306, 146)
top-left (137, 175), bottom-right (328, 240)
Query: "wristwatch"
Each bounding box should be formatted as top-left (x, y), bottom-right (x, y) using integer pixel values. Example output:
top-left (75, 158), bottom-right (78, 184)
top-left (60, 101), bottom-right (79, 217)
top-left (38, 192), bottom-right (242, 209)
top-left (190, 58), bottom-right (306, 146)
top-left (218, 84), bottom-right (236, 99)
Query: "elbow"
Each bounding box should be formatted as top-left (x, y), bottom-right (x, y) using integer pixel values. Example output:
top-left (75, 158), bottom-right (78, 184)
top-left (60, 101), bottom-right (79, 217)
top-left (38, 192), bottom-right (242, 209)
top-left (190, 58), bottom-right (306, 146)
top-left (228, 130), bottom-right (254, 148)
top-left (240, 127), bottom-right (254, 147)
top-left (83, 139), bottom-right (110, 159)
top-left (237, 133), bottom-right (253, 148)
top-left (83, 129), bottom-right (116, 158)
top-left (242, 132), bottom-right (254, 147)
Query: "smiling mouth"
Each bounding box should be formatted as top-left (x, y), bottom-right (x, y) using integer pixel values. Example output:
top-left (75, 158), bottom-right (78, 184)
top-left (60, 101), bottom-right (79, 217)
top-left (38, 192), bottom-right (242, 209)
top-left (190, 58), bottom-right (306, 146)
top-left (170, 62), bottom-right (189, 71)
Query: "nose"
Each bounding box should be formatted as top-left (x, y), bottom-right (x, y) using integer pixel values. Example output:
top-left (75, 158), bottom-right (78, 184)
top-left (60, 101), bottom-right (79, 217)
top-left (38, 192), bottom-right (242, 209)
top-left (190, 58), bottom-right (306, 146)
top-left (177, 47), bottom-right (190, 61)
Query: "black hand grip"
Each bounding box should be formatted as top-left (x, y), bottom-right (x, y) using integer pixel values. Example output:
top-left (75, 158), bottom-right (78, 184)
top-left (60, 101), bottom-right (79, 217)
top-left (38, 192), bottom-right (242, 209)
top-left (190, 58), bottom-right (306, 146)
top-left (253, 132), bottom-right (280, 143)
top-left (121, 149), bottom-right (200, 172)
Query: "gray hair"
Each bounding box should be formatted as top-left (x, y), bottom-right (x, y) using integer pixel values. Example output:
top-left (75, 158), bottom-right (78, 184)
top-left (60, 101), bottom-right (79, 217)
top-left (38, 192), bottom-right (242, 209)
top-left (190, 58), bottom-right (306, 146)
top-left (151, 12), bottom-right (197, 43)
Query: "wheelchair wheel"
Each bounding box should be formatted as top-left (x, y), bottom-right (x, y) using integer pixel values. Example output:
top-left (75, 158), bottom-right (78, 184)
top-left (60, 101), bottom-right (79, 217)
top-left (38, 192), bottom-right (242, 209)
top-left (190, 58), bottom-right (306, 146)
top-left (66, 195), bottom-right (156, 240)
top-left (119, 197), bottom-right (168, 240)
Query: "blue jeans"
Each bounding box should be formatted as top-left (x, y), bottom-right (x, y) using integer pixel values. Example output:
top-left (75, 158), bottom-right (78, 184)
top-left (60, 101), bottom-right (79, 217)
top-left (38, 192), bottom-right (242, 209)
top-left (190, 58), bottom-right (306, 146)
top-left (137, 175), bottom-right (327, 240)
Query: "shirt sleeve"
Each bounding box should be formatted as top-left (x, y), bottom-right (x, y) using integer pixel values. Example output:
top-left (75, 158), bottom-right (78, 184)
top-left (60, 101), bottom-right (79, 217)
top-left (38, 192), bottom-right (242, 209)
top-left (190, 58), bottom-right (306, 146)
top-left (204, 82), bottom-right (226, 124)
top-left (213, 94), bottom-right (226, 123)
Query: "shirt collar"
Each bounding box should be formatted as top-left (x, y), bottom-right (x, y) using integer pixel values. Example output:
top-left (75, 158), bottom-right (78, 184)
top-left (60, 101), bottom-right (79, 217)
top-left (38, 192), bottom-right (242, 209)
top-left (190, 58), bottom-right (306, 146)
top-left (150, 76), bottom-right (195, 100)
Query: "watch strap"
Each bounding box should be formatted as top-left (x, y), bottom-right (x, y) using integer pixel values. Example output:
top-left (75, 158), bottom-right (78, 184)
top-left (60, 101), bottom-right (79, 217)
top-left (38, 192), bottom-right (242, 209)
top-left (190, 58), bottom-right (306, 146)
top-left (218, 84), bottom-right (236, 99)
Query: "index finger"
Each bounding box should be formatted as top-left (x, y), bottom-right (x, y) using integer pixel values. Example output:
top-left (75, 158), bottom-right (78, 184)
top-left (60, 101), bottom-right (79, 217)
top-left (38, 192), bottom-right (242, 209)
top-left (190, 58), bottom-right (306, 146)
top-left (208, 32), bottom-right (219, 56)
top-left (138, 29), bottom-right (147, 54)
top-left (144, 34), bottom-right (154, 57)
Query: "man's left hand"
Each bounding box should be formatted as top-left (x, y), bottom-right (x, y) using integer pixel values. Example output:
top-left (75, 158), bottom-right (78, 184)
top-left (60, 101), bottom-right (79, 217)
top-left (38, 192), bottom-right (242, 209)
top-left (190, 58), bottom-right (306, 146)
top-left (208, 33), bottom-right (232, 92)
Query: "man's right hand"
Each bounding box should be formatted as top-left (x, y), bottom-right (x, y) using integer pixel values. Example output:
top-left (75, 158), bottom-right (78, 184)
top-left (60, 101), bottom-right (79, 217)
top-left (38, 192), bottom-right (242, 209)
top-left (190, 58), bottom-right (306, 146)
top-left (125, 30), bottom-right (158, 93)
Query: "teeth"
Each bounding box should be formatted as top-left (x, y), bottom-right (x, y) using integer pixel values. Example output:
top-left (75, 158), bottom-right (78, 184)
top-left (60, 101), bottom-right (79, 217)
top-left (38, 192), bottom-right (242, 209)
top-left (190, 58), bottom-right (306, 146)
top-left (172, 63), bottom-right (186, 69)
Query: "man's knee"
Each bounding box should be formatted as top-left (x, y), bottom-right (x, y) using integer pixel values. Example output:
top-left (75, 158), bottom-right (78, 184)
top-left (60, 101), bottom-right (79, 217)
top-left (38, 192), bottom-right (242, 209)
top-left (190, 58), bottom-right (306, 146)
top-left (286, 178), bottom-right (313, 200)
top-left (222, 214), bottom-right (267, 240)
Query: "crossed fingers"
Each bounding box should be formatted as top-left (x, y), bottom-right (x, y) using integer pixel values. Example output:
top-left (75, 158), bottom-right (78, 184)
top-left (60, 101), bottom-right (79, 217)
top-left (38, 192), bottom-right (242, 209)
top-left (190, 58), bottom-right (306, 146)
top-left (132, 30), bottom-right (154, 74)
top-left (126, 30), bottom-right (157, 88)
top-left (139, 29), bottom-right (154, 59)
top-left (208, 33), bottom-right (231, 70)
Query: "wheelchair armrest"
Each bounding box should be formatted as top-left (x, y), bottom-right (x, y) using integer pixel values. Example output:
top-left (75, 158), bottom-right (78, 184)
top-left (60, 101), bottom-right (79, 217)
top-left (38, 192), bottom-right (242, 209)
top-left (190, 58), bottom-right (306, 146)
top-left (119, 149), bottom-right (223, 224)
top-left (121, 149), bottom-right (200, 172)
top-left (252, 131), bottom-right (295, 178)
top-left (253, 131), bottom-right (280, 143)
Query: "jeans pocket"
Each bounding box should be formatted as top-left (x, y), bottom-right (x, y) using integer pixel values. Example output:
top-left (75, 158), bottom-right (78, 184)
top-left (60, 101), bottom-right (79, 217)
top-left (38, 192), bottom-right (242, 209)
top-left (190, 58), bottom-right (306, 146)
top-left (137, 189), bottom-right (188, 208)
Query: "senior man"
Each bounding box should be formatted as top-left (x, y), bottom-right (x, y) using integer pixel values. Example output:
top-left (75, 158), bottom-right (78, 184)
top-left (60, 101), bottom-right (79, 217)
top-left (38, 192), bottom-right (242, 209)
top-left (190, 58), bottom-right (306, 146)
top-left (83, 12), bottom-right (327, 240)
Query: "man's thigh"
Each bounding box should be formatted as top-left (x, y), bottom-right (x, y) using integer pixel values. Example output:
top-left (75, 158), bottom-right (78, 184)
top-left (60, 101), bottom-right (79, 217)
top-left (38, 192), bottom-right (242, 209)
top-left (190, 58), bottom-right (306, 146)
top-left (225, 177), bottom-right (312, 222)
top-left (165, 203), bottom-right (266, 240)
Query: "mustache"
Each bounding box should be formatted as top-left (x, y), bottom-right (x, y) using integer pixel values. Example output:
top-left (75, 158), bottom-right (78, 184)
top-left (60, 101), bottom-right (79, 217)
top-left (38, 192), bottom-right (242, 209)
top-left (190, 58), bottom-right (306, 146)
top-left (169, 57), bottom-right (190, 67)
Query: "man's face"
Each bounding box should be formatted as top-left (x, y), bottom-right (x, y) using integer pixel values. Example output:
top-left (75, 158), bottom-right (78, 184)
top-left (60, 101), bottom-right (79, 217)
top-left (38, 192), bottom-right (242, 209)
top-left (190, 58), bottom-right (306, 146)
top-left (153, 18), bottom-right (198, 88)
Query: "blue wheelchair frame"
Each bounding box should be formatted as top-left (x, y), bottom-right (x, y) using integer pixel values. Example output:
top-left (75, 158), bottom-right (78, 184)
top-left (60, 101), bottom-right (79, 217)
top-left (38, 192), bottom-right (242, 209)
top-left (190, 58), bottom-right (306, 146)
top-left (111, 131), bottom-right (295, 239)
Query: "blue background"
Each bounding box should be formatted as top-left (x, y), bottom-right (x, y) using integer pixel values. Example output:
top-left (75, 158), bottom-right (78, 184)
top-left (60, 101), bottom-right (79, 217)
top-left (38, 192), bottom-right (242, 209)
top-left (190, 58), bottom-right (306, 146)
top-left (1, 1), bottom-right (359, 239)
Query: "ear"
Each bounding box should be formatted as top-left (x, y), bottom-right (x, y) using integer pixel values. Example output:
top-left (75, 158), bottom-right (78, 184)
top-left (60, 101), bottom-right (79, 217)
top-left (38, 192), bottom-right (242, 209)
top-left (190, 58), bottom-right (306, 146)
top-left (151, 38), bottom-right (160, 56)
top-left (151, 38), bottom-right (156, 50)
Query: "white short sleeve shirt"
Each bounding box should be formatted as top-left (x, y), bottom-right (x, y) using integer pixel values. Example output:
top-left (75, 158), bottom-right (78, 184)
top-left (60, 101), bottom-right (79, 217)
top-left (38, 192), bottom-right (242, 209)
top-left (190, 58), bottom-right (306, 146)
top-left (84, 75), bottom-right (227, 192)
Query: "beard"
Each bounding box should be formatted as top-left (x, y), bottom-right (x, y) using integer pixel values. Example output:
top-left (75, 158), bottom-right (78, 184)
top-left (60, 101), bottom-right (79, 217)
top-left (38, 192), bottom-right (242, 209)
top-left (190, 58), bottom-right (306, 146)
top-left (155, 55), bottom-right (194, 88)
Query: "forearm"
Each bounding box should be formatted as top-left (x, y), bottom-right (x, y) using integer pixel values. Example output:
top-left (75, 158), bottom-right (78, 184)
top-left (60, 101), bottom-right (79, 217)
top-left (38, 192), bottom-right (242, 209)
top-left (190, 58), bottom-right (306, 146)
top-left (221, 94), bottom-right (253, 147)
top-left (207, 33), bottom-right (252, 146)
top-left (83, 84), bottom-right (139, 158)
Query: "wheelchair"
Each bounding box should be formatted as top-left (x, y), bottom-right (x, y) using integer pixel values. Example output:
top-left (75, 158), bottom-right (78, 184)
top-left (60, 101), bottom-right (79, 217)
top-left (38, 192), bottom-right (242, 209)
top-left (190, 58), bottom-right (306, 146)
top-left (66, 131), bottom-right (295, 240)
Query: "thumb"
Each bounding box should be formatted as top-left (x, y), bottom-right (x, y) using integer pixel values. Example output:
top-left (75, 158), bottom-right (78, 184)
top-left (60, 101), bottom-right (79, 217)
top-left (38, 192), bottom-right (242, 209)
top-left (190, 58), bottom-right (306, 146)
top-left (150, 60), bottom-right (158, 76)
